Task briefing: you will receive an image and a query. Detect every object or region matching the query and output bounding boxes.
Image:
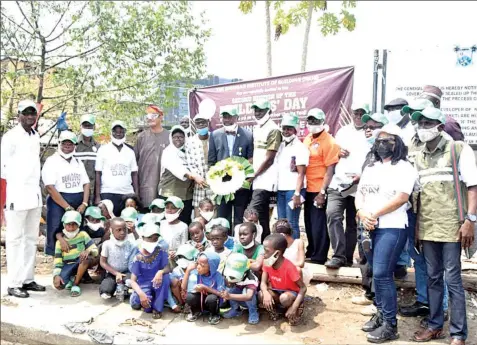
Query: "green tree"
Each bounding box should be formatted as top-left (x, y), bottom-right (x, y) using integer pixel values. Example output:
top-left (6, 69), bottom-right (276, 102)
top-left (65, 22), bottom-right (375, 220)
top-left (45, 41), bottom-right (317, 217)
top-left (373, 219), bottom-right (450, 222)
top-left (274, 1), bottom-right (356, 71)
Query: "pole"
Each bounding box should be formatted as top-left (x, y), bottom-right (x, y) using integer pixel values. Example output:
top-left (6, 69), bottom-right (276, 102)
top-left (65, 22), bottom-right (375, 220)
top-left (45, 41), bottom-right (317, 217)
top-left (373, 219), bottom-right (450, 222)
top-left (372, 49), bottom-right (379, 113)
top-left (380, 49), bottom-right (388, 113)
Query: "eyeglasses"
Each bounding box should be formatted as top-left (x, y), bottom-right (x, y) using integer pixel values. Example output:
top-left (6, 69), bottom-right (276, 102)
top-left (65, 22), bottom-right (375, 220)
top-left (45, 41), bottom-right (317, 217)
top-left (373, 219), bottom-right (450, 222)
top-left (363, 125), bottom-right (383, 130)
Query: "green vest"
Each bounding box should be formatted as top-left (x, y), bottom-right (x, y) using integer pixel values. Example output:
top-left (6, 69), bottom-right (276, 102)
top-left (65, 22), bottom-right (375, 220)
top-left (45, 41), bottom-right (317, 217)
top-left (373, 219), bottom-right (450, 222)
top-left (414, 136), bottom-right (467, 242)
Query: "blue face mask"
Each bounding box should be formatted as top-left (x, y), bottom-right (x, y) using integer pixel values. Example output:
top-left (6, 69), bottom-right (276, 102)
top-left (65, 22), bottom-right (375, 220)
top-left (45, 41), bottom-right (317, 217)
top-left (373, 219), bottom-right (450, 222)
top-left (367, 136), bottom-right (376, 145)
top-left (197, 127), bottom-right (209, 136)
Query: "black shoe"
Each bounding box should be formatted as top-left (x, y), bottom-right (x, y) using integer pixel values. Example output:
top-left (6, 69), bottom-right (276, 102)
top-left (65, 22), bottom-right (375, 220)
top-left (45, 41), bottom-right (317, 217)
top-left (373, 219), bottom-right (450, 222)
top-left (7, 287), bottom-right (29, 298)
top-left (419, 310), bottom-right (449, 328)
top-left (393, 265), bottom-right (407, 279)
top-left (398, 301), bottom-right (429, 317)
top-left (366, 321), bottom-right (399, 343)
top-left (325, 258), bottom-right (345, 269)
top-left (362, 312), bottom-right (382, 332)
top-left (22, 281), bottom-right (46, 292)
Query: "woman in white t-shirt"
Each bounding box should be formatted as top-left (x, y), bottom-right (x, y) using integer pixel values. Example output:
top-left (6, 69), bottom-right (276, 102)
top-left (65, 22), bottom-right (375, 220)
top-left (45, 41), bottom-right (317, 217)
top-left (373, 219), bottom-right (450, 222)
top-left (355, 124), bottom-right (418, 343)
top-left (42, 131), bottom-right (90, 256)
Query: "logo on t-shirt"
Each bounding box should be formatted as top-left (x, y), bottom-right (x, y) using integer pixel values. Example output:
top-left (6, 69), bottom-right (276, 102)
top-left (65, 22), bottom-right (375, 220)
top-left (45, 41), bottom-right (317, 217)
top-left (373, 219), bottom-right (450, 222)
top-left (110, 164), bottom-right (128, 176)
top-left (62, 173), bottom-right (82, 189)
top-left (359, 184), bottom-right (380, 196)
top-left (270, 275), bottom-right (282, 284)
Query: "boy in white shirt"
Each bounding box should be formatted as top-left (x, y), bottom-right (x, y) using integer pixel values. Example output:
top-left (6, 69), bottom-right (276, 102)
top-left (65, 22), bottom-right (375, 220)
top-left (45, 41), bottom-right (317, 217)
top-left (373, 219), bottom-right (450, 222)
top-left (160, 196), bottom-right (188, 262)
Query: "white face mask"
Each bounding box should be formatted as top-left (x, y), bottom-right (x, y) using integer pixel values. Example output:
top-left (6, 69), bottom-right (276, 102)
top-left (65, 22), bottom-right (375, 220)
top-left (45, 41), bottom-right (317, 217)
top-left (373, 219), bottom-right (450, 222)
top-left (264, 250), bottom-right (280, 267)
top-left (283, 134), bottom-right (296, 143)
top-left (165, 211), bottom-right (180, 223)
top-left (59, 148), bottom-right (75, 159)
top-left (111, 235), bottom-right (126, 247)
top-left (81, 128), bottom-right (94, 137)
top-left (200, 210), bottom-right (214, 222)
top-left (111, 136), bottom-right (126, 146)
top-left (242, 240), bottom-right (255, 249)
top-left (223, 123), bottom-right (238, 132)
top-left (142, 240), bottom-right (158, 254)
top-left (87, 220), bottom-right (103, 232)
top-left (387, 110), bottom-right (403, 125)
top-left (63, 229), bottom-right (79, 239)
top-left (417, 125), bottom-right (441, 142)
top-left (308, 124), bottom-right (324, 134)
top-left (256, 112), bottom-right (270, 126)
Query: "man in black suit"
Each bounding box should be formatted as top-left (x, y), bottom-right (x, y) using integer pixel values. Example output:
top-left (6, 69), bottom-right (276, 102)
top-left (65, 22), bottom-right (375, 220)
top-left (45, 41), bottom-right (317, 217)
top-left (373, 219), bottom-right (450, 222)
top-left (208, 106), bottom-right (254, 231)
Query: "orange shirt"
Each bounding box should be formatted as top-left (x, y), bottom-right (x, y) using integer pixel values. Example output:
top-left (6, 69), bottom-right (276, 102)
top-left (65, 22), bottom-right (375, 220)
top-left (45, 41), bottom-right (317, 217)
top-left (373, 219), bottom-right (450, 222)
top-left (303, 131), bottom-right (340, 193)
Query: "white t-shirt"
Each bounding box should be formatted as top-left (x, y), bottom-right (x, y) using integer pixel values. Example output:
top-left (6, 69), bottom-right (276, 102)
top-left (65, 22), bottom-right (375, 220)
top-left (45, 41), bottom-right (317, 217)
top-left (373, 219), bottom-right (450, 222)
top-left (159, 220), bottom-right (188, 252)
top-left (42, 152), bottom-right (90, 193)
top-left (458, 143), bottom-right (477, 187)
top-left (356, 160), bottom-right (418, 229)
top-left (276, 138), bottom-right (309, 191)
top-left (95, 143), bottom-right (138, 194)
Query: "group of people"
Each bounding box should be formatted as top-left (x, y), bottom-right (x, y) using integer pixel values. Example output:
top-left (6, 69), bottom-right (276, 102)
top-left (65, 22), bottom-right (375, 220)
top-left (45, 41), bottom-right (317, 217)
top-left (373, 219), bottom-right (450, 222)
top-left (1, 82), bottom-right (475, 344)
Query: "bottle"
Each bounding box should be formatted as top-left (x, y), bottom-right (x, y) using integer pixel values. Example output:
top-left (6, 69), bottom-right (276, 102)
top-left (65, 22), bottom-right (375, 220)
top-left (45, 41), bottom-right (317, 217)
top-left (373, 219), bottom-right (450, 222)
top-left (115, 282), bottom-right (126, 302)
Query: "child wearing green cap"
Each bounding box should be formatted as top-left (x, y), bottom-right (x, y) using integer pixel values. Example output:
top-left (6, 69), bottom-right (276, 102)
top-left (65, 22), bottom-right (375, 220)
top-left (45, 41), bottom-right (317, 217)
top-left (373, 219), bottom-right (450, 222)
top-left (160, 197), bottom-right (188, 262)
top-left (149, 198), bottom-right (166, 220)
top-left (53, 211), bottom-right (99, 297)
top-left (120, 207), bottom-right (140, 245)
top-left (83, 206), bottom-right (108, 246)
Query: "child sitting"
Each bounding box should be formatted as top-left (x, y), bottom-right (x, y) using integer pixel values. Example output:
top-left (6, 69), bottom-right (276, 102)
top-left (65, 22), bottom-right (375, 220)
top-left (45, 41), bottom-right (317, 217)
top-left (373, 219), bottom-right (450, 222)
top-left (196, 198), bottom-right (215, 225)
top-left (53, 211), bottom-right (99, 297)
top-left (221, 253), bottom-right (260, 324)
top-left (273, 219), bottom-right (312, 286)
top-left (121, 207), bottom-right (140, 245)
top-left (129, 223), bottom-right (171, 319)
top-left (83, 206), bottom-right (108, 246)
top-left (186, 221), bottom-right (211, 252)
top-left (169, 243), bottom-right (200, 307)
top-left (160, 196), bottom-right (188, 261)
top-left (122, 194), bottom-right (145, 224)
top-left (233, 222), bottom-right (264, 274)
top-left (149, 198), bottom-right (166, 220)
top-left (182, 252), bottom-right (225, 325)
top-left (234, 208), bottom-right (263, 243)
top-left (99, 217), bottom-right (135, 300)
top-left (259, 233), bottom-right (307, 326)
top-left (205, 225), bottom-right (232, 273)
top-left (206, 218), bottom-right (235, 250)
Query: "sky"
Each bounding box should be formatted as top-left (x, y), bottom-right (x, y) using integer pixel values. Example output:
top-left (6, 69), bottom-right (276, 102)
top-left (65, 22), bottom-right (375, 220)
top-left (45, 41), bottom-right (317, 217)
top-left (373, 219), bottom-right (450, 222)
top-left (192, 1), bottom-right (477, 102)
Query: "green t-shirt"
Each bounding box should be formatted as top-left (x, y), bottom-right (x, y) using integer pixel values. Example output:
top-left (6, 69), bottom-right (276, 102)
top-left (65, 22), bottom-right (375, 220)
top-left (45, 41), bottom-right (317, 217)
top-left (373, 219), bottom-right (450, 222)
top-left (233, 243), bottom-right (264, 260)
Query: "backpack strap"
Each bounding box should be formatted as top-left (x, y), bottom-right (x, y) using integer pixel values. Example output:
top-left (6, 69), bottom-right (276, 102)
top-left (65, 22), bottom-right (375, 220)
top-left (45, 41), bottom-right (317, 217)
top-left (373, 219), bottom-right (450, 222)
top-left (450, 141), bottom-right (465, 223)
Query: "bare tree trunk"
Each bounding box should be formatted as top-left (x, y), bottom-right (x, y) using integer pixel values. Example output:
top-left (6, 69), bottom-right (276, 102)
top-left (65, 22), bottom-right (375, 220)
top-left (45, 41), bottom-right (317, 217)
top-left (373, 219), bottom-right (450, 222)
top-left (265, 1), bottom-right (272, 76)
top-left (37, 36), bottom-right (46, 104)
top-left (7, 63), bottom-right (19, 118)
top-left (301, 1), bottom-right (314, 72)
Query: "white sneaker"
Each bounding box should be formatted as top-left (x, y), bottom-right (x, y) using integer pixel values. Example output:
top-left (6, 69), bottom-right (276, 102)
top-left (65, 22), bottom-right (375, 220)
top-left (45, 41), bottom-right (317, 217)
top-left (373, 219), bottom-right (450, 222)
top-left (351, 295), bottom-right (373, 306)
top-left (100, 293), bottom-right (112, 300)
top-left (360, 304), bottom-right (377, 316)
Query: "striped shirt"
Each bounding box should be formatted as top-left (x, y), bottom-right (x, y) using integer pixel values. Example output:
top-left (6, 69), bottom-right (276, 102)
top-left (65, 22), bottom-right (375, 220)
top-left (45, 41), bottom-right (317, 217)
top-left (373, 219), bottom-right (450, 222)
top-left (53, 231), bottom-right (99, 276)
top-left (75, 135), bottom-right (100, 184)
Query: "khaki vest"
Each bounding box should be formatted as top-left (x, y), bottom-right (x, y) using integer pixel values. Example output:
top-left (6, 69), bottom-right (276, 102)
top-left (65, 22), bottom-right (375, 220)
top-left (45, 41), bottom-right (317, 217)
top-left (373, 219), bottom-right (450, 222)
top-left (414, 136), bottom-right (467, 242)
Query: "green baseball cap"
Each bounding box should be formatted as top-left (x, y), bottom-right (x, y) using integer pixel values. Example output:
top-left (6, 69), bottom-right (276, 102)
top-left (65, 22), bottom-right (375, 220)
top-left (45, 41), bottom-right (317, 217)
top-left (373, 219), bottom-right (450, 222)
top-left (361, 112), bottom-right (389, 125)
top-left (251, 100), bottom-right (271, 110)
top-left (281, 113), bottom-right (299, 129)
top-left (138, 213), bottom-right (162, 228)
top-left (220, 105), bottom-right (238, 116)
top-left (58, 130), bottom-right (78, 145)
top-left (176, 243), bottom-right (200, 261)
top-left (402, 99), bottom-right (434, 114)
top-left (62, 210), bottom-right (82, 225)
top-left (223, 253), bottom-right (250, 281)
top-left (165, 196), bottom-right (184, 210)
top-left (141, 223), bottom-right (160, 238)
top-left (85, 206), bottom-right (106, 220)
top-left (307, 108), bottom-right (326, 120)
top-left (149, 199), bottom-right (166, 210)
top-left (80, 115), bottom-right (96, 125)
top-left (205, 217), bottom-right (230, 233)
top-left (111, 120), bottom-right (127, 131)
top-left (411, 107), bottom-right (446, 124)
top-left (352, 103), bottom-right (371, 114)
top-left (121, 207), bottom-right (138, 222)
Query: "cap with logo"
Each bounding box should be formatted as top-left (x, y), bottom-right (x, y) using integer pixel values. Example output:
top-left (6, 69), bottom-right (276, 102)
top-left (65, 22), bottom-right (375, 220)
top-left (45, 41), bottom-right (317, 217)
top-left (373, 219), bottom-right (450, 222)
top-left (85, 206), bottom-right (106, 220)
top-left (251, 100), bottom-right (271, 110)
top-left (383, 98), bottom-right (408, 111)
top-left (149, 199), bottom-right (166, 210)
top-left (402, 99), bottom-right (434, 114)
top-left (220, 105), bottom-right (239, 116)
top-left (138, 213), bottom-right (162, 228)
top-left (58, 131), bottom-right (78, 145)
top-left (281, 113), bottom-right (300, 129)
top-left (375, 124), bottom-right (404, 140)
top-left (141, 223), bottom-right (160, 238)
top-left (307, 108), bottom-right (326, 120)
top-left (62, 210), bottom-right (82, 225)
top-left (411, 107), bottom-right (446, 124)
top-left (121, 207), bottom-right (138, 222)
top-left (223, 253), bottom-right (250, 282)
top-left (111, 120), bottom-right (127, 131)
top-left (175, 243), bottom-right (200, 269)
top-left (80, 115), bottom-right (96, 125)
top-left (18, 100), bottom-right (38, 113)
top-left (351, 103), bottom-right (371, 114)
top-left (361, 112), bottom-right (389, 125)
top-left (165, 196), bottom-right (184, 210)
top-left (205, 217), bottom-right (230, 234)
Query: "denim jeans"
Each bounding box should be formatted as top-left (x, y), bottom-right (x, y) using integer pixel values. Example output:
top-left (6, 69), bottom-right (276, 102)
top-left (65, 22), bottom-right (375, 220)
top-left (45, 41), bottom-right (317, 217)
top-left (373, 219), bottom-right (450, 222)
top-left (227, 286), bottom-right (259, 316)
top-left (277, 189), bottom-right (306, 240)
top-left (422, 241), bottom-right (467, 340)
top-left (368, 228), bottom-right (407, 325)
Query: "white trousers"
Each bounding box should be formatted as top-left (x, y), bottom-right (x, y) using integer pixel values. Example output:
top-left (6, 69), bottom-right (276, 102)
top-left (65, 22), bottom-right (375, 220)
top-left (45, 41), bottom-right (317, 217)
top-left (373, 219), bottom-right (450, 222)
top-left (5, 207), bottom-right (42, 288)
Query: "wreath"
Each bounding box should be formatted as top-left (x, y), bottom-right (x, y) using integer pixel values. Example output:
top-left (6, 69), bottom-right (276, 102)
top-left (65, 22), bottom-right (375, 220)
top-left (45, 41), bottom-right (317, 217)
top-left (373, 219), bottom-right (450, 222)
top-left (206, 156), bottom-right (254, 204)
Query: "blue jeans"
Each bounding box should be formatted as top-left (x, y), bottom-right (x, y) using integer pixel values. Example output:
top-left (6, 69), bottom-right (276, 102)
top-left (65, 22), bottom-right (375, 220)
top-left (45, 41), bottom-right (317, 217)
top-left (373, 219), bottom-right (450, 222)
top-left (227, 286), bottom-right (258, 316)
top-left (368, 228), bottom-right (407, 325)
top-left (422, 241), bottom-right (467, 340)
top-left (277, 189), bottom-right (306, 239)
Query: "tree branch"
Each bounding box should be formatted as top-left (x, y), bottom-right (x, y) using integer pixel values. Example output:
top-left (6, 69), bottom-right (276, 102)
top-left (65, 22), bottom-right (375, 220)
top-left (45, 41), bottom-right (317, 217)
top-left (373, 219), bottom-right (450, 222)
top-left (45, 44), bottom-right (103, 71)
top-left (44, 1), bottom-right (71, 39)
top-left (45, 41), bottom-right (69, 54)
top-left (0, 12), bottom-right (34, 36)
top-left (15, 1), bottom-right (38, 36)
top-left (45, 2), bottom-right (88, 43)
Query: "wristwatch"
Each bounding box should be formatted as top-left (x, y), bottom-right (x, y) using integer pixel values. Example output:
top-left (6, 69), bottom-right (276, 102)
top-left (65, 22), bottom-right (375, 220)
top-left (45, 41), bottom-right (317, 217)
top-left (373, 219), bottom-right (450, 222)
top-left (294, 191), bottom-right (300, 197)
top-left (320, 189), bottom-right (326, 195)
top-left (82, 202), bottom-right (88, 207)
top-left (465, 214), bottom-right (477, 223)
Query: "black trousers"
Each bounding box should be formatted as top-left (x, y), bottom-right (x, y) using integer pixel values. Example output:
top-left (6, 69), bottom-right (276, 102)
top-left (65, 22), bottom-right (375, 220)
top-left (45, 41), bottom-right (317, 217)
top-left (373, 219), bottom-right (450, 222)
top-left (249, 189), bottom-right (272, 242)
top-left (304, 192), bottom-right (330, 264)
top-left (217, 188), bottom-right (252, 233)
top-left (179, 199), bottom-right (193, 226)
top-left (186, 292), bottom-right (219, 315)
top-left (99, 272), bottom-right (130, 296)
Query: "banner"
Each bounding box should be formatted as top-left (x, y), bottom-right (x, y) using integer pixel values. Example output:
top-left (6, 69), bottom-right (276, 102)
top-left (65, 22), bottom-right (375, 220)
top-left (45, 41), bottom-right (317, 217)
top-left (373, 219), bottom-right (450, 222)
top-left (189, 67), bottom-right (354, 137)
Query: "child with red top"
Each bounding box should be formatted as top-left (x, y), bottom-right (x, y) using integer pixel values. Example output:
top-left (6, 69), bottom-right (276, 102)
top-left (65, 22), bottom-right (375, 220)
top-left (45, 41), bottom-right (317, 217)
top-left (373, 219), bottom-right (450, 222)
top-left (259, 233), bottom-right (307, 325)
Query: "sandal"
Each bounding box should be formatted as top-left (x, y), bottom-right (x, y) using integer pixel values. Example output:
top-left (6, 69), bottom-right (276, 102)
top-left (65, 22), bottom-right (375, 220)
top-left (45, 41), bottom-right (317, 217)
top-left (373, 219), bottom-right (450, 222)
top-left (71, 285), bottom-right (81, 297)
top-left (152, 310), bottom-right (162, 319)
top-left (65, 279), bottom-right (74, 290)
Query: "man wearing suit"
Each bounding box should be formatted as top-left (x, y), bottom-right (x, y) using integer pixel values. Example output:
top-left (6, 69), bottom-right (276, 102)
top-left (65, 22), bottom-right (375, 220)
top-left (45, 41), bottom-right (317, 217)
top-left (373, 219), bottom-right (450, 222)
top-left (208, 106), bottom-right (254, 231)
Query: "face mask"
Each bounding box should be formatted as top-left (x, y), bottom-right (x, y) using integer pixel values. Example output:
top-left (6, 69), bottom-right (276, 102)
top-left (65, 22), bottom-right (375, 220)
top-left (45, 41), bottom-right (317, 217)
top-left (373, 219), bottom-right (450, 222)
top-left (200, 210), bottom-right (214, 222)
top-left (377, 141), bottom-right (394, 159)
top-left (81, 128), bottom-right (94, 137)
top-left (223, 123), bottom-right (237, 132)
top-left (156, 212), bottom-right (165, 220)
top-left (256, 112), bottom-right (270, 126)
top-left (417, 125), bottom-right (440, 142)
top-left (308, 124), bottom-right (324, 134)
top-left (242, 240), bottom-right (255, 249)
top-left (87, 220), bottom-right (103, 232)
top-left (111, 235), bottom-right (126, 247)
top-left (197, 127), bottom-right (209, 136)
top-left (183, 127), bottom-right (190, 134)
top-left (264, 250), bottom-right (280, 267)
top-left (111, 136), bottom-right (125, 146)
top-left (59, 149), bottom-right (75, 159)
top-left (387, 110), bottom-right (403, 125)
top-left (367, 136), bottom-right (376, 145)
top-left (165, 211), bottom-right (180, 223)
top-left (63, 229), bottom-right (79, 239)
top-left (283, 134), bottom-right (296, 143)
top-left (142, 241), bottom-right (158, 254)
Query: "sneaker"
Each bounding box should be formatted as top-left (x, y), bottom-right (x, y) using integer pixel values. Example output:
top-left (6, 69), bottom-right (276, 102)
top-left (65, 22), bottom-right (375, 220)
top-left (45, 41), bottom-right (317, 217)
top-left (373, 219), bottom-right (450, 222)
top-left (100, 293), bottom-right (112, 300)
top-left (208, 314), bottom-right (221, 325)
top-left (398, 301), bottom-right (429, 317)
top-left (223, 308), bottom-right (242, 319)
top-left (352, 295), bottom-right (373, 306)
top-left (362, 312), bottom-right (383, 333)
top-left (366, 322), bottom-right (399, 343)
top-left (186, 312), bottom-right (201, 322)
top-left (361, 304), bottom-right (377, 316)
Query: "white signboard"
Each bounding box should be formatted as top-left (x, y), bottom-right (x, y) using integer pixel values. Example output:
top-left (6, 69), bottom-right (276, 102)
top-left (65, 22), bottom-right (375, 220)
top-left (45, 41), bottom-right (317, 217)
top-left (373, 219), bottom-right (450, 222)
top-left (385, 46), bottom-right (477, 145)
